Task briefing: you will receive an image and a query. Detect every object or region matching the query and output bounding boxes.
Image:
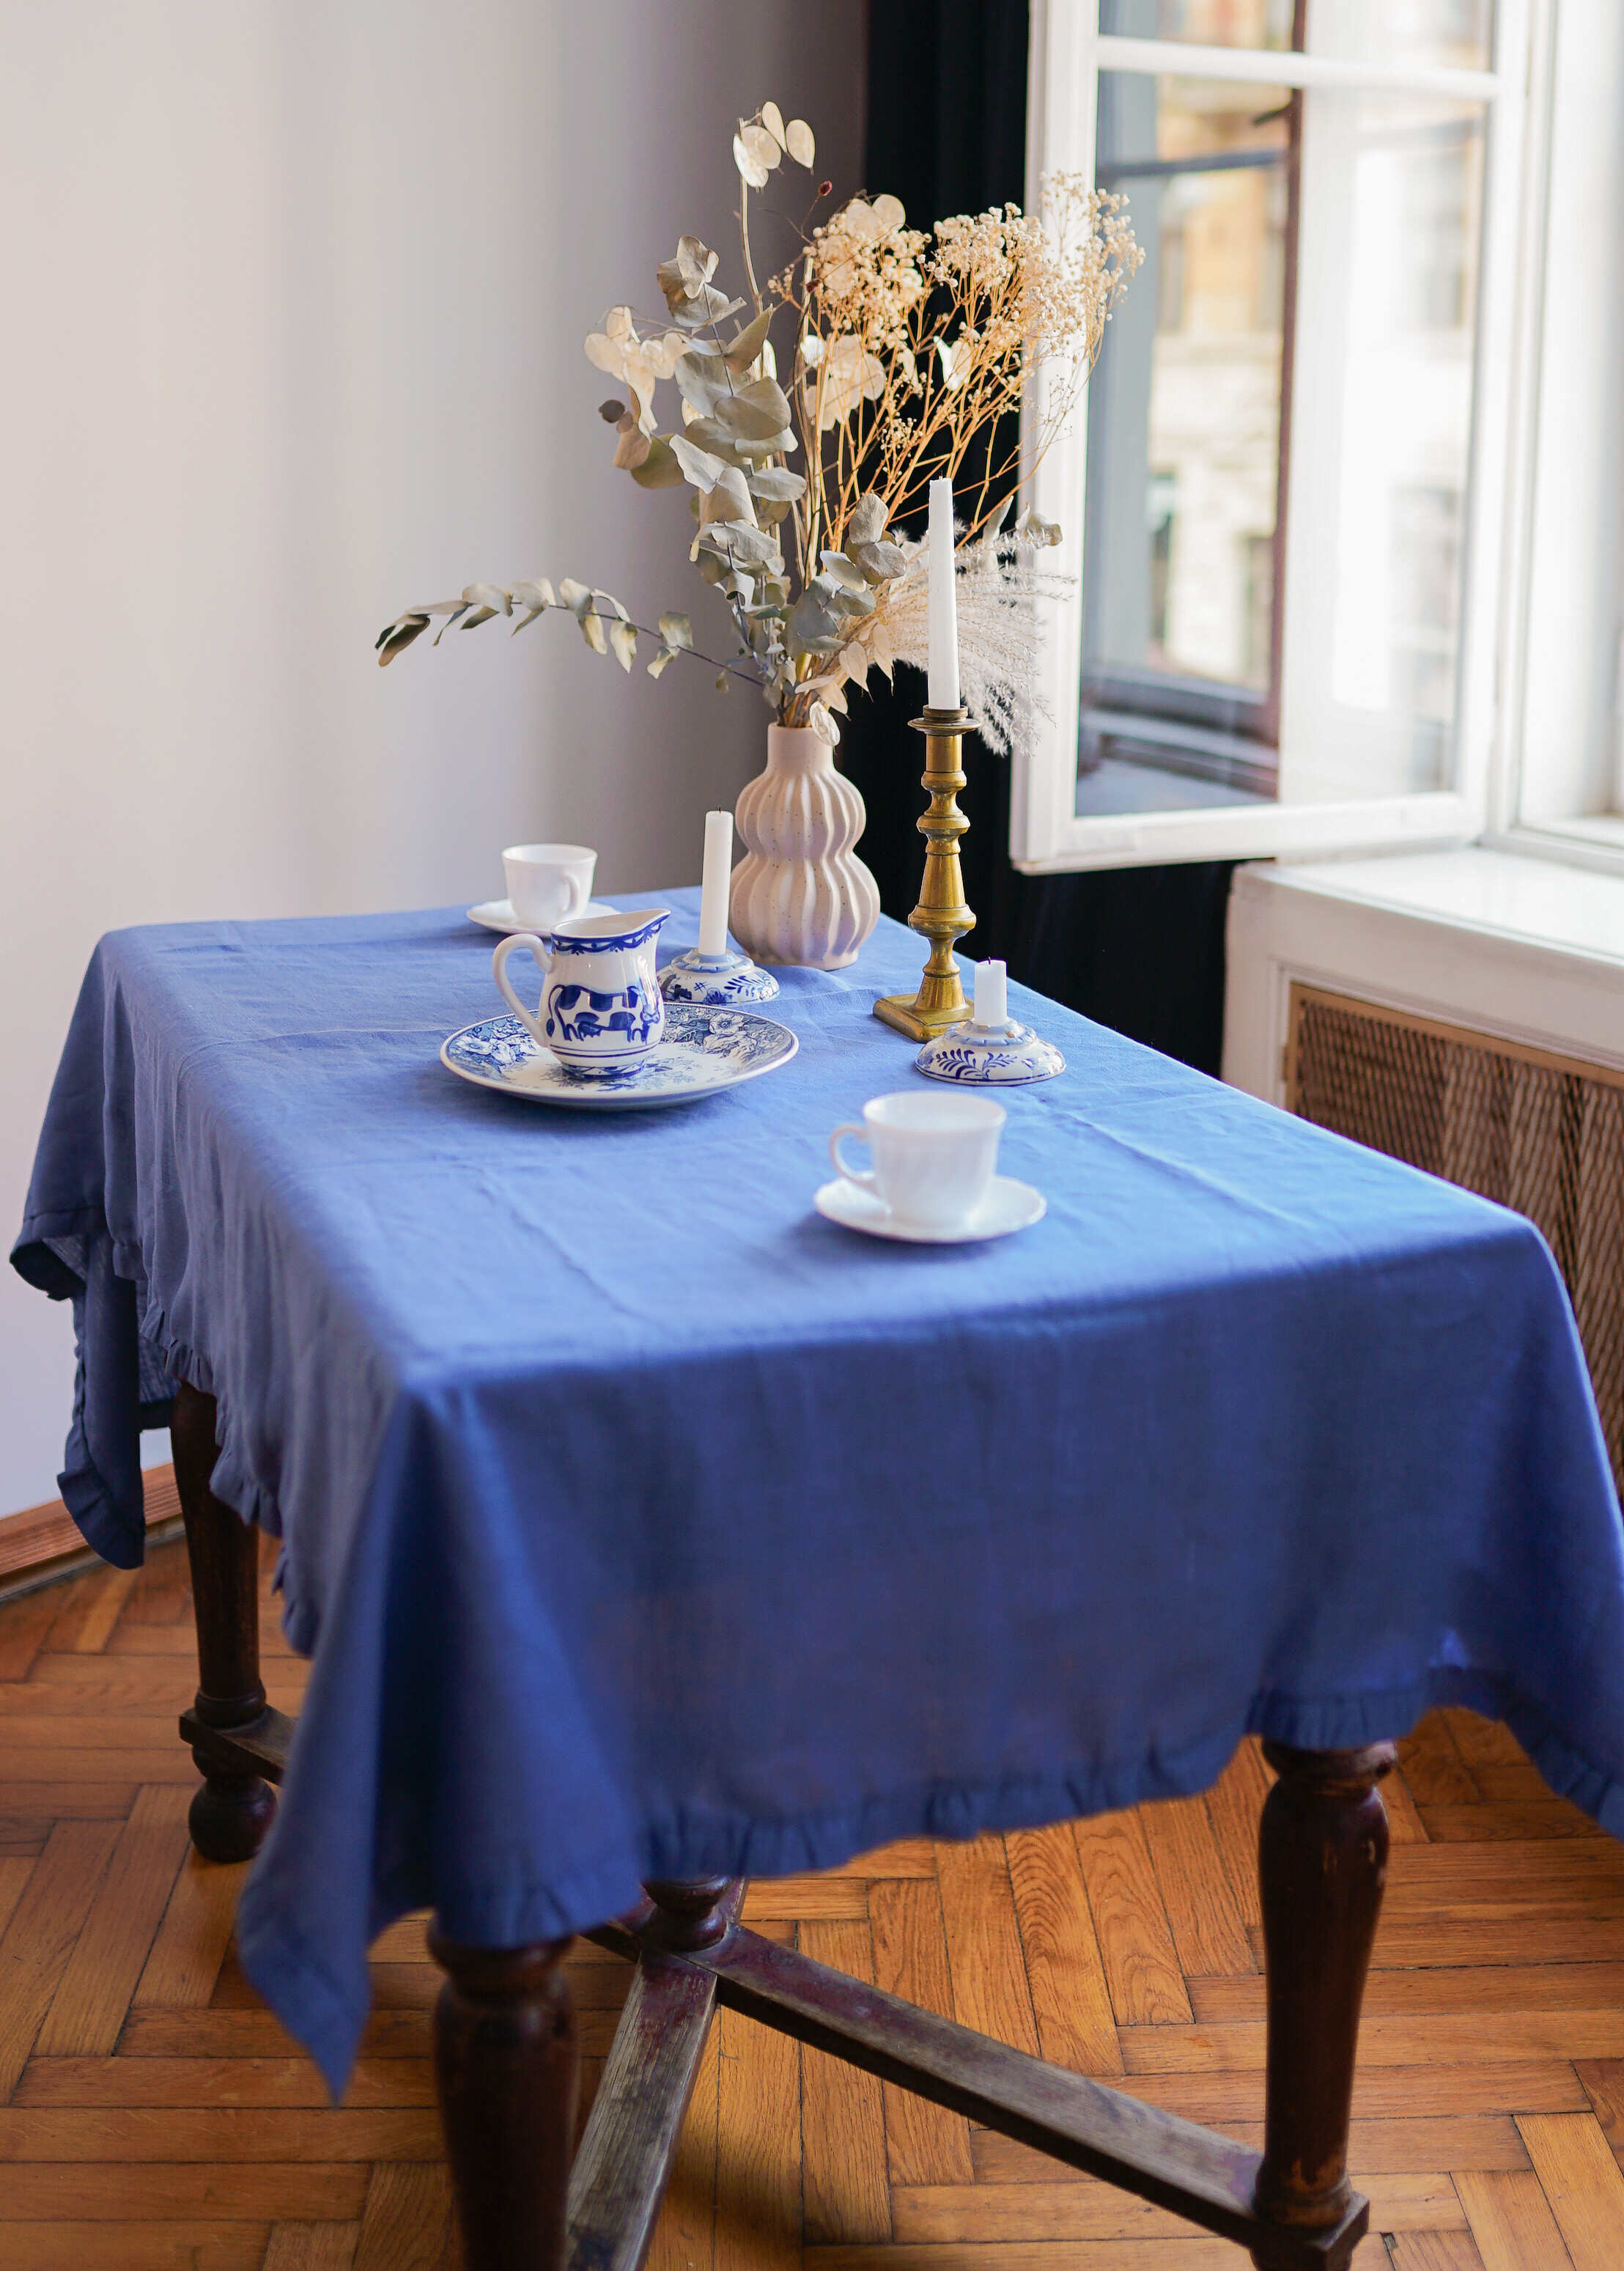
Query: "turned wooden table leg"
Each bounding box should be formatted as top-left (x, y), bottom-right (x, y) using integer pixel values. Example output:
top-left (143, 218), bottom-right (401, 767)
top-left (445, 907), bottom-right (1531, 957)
top-left (1250, 1741), bottom-right (1393, 2267)
top-left (171, 1379), bottom-right (276, 1863)
top-left (432, 1932), bottom-right (577, 2271)
top-left (641, 1875), bottom-right (737, 1951)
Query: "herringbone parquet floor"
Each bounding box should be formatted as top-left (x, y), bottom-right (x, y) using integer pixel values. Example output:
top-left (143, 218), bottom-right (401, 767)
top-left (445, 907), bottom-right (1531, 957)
top-left (0, 1499), bottom-right (1621, 2269)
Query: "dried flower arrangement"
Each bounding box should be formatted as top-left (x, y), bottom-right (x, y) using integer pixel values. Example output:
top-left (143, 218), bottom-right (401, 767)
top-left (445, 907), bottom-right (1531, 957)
top-left (375, 103), bottom-right (1139, 754)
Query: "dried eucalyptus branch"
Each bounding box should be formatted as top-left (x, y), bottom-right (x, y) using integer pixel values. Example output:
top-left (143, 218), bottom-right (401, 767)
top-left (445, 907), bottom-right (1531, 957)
top-left (374, 100), bottom-right (1140, 754)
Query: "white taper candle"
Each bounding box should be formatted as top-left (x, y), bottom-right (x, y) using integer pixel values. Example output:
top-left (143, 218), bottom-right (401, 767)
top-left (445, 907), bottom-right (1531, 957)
top-left (927, 477), bottom-right (961, 711)
top-left (698, 809), bottom-right (734, 957)
top-left (974, 957), bottom-right (1007, 1030)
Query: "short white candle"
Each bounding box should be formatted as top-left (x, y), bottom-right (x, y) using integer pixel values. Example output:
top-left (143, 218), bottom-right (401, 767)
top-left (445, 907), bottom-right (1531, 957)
top-left (974, 957), bottom-right (1008, 1030)
top-left (698, 809), bottom-right (734, 957)
top-left (927, 477), bottom-right (961, 712)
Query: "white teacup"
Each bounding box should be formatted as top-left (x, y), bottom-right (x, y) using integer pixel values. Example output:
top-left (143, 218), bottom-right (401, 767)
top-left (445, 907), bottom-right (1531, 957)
top-left (830, 1092), bottom-right (1006, 1231)
top-left (502, 842), bottom-right (597, 932)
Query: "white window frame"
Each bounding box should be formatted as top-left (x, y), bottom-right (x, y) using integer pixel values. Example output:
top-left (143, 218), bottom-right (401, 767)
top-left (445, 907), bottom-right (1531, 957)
top-left (1014, 0), bottom-right (1537, 874)
top-left (1483, 0), bottom-right (1624, 880)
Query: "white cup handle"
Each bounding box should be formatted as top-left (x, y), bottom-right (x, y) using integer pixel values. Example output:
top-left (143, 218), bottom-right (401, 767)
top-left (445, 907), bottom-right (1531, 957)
top-left (830, 1123), bottom-right (878, 1190)
top-left (492, 932), bottom-right (554, 1048)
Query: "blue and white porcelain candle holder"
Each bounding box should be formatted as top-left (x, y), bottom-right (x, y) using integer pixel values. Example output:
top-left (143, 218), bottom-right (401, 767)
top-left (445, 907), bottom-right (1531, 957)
top-left (659, 944), bottom-right (780, 1008)
top-left (915, 1013), bottom-right (1065, 1086)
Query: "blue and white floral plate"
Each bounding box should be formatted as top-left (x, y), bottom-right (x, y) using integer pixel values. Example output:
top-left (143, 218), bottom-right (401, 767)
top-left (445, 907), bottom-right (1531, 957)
top-left (440, 1002), bottom-right (799, 1111)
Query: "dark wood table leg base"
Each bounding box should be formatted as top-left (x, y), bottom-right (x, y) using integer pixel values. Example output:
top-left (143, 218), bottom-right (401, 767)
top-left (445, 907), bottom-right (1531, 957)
top-left (171, 1380), bottom-right (278, 1863)
top-left (185, 1756), bottom-right (277, 1865)
top-left (1249, 1741), bottom-right (1394, 2268)
top-left (432, 1930), bottom-right (578, 2271)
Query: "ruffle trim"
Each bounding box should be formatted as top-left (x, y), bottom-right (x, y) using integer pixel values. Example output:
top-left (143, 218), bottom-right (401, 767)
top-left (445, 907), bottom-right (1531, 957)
top-left (237, 1660), bottom-right (1624, 2104)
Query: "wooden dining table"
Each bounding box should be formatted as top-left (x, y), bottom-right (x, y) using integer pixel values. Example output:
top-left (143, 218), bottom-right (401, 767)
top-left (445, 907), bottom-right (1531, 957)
top-left (14, 889), bottom-right (1624, 2271)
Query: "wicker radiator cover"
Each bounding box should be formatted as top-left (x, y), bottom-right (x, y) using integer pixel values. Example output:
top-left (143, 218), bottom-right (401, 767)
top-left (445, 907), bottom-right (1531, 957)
top-left (1287, 985), bottom-right (1624, 1495)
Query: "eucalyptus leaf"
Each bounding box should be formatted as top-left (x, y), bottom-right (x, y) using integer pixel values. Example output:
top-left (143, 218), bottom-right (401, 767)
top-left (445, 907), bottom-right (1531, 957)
top-left (847, 491), bottom-right (888, 547)
top-left (719, 424), bottom-right (797, 463)
top-left (628, 438), bottom-right (685, 489)
top-left (671, 286), bottom-right (745, 331)
top-left (849, 537), bottom-right (907, 582)
top-left (788, 590), bottom-right (844, 654)
top-left (376, 614), bottom-right (429, 665)
top-left (819, 551), bottom-right (869, 594)
top-left (724, 309), bottom-right (773, 373)
top-left (511, 608), bottom-right (546, 636)
top-left (608, 619), bottom-right (638, 672)
top-left (578, 611), bottom-right (608, 655)
top-left (459, 606), bottom-right (500, 630)
top-left (462, 582), bottom-right (512, 614)
top-left (657, 612), bottom-right (693, 651)
top-left (715, 671), bottom-right (731, 693)
top-left (729, 374), bottom-right (794, 434)
top-left (558, 578), bottom-right (594, 617)
top-left (648, 645), bottom-right (677, 679)
top-left (673, 347), bottom-right (731, 417)
top-left (510, 578), bottom-right (556, 610)
top-left (432, 605), bottom-right (471, 645)
top-left (703, 467), bottom-right (756, 529)
top-left (670, 433), bottom-right (731, 491)
top-left (745, 464), bottom-right (805, 502)
top-left (596, 589), bottom-right (630, 622)
top-left (696, 520), bottom-right (780, 573)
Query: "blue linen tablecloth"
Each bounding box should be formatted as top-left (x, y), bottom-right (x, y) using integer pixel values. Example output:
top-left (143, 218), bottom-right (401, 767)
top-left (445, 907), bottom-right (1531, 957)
top-left (12, 890), bottom-right (1624, 2096)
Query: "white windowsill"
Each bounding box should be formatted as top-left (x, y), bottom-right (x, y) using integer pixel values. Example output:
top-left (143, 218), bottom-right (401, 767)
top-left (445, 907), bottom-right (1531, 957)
top-left (1224, 844), bottom-right (1624, 1097)
top-left (1262, 844), bottom-right (1624, 973)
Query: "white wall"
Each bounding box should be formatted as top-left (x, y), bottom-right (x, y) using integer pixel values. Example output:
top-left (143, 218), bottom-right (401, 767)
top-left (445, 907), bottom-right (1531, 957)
top-left (0, 2), bottom-right (865, 1517)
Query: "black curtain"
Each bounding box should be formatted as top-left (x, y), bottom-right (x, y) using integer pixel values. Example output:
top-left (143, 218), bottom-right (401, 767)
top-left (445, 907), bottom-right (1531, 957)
top-left (841, 0), bottom-right (1235, 1075)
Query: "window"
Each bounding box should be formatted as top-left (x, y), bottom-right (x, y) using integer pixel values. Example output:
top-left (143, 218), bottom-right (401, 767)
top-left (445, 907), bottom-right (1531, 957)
top-left (1015, 0), bottom-right (1623, 877)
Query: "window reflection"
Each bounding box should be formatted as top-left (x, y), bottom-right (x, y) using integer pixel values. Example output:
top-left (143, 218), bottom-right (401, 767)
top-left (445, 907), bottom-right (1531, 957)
top-left (1080, 74), bottom-right (1292, 807)
top-left (1078, 63), bottom-right (1488, 814)
top-left (1100, 0), bottom-right (1494, 71)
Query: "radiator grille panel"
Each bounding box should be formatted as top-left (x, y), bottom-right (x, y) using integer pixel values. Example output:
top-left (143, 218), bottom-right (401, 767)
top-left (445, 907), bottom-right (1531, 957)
top-left (1288, 987), bottom-right (1624, 1496)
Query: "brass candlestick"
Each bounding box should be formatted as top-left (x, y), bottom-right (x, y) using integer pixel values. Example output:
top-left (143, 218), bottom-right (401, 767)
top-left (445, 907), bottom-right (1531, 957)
top-left (874, 707), bottom-right (976, 1040)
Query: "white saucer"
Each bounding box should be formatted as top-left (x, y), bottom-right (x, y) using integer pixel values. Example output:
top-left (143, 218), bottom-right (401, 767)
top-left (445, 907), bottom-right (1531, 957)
top-left (467, 898), bottom-right (616, 937)
top-left (814, 1174), bottom-right (1046, 1244)
top-left (441, 1004), bottom-right (798, 1111)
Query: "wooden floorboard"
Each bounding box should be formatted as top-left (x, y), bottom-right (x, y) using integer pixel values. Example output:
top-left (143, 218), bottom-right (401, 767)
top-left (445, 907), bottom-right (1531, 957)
top-left (0, 1547), bottom-right (1620, 2266)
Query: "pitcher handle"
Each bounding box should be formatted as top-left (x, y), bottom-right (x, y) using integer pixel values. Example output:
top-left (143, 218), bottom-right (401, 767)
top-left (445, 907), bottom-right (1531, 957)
top-left (492, 932), bottom-right (554, 1050)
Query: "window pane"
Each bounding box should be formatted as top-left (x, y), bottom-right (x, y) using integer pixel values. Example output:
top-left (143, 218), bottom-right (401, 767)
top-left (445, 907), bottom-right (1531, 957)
top-left (1076, 72), bottom-right (1488, 817)
top-left (1304, 1), bottom-right (1495, 73)
top-left (1282, 86), bottom-right (1486, 802)
top-left (1099, 0), bottom-right (1495, 71)
top-left (1100, 0), bottom-right (1294, 44)
top-left (1079, 73), bottom-right (1292, 814)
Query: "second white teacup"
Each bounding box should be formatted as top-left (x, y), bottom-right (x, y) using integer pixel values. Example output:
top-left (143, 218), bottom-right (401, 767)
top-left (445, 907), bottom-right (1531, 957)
top-left (830, 1091), bottom-right (1006, 1232)
top-left (503, 842), bottom-right (597, 932)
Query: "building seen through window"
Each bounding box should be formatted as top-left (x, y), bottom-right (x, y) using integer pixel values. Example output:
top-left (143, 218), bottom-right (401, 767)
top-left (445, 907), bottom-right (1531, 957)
top-left (1079, 1), bottom-right (1491, 816)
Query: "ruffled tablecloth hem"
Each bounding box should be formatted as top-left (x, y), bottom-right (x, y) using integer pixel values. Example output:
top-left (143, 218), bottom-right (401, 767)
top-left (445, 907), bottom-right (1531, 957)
top-left (237, 1664), bottom-right (1624, 2105)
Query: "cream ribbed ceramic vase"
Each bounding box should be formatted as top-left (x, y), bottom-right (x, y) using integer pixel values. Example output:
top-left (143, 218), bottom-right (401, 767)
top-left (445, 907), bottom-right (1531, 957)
top-left (729, 724), bottom-right (881, 969)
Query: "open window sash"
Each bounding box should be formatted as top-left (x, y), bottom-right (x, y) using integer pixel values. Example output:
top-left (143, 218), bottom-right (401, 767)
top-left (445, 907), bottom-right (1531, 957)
top-left (1012, 0), bottom-right (1531, 875)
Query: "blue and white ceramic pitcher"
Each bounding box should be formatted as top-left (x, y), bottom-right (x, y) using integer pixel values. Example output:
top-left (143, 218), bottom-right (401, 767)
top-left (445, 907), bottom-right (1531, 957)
top-left (493, 908), bottom-right (670, 1078)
